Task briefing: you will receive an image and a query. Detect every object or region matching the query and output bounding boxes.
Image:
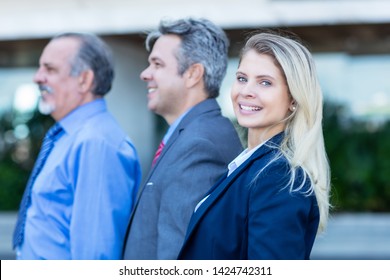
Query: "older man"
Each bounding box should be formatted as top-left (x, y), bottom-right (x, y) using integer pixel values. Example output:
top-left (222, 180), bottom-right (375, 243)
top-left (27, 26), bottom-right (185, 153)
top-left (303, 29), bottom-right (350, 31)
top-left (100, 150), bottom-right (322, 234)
top-left (13, 33), bottom-right (141, 259)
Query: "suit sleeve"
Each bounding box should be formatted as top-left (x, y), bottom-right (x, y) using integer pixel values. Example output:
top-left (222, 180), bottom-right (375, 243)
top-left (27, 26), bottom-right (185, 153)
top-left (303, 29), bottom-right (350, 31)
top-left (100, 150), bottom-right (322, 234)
top-left (247, 161), bottom-right (314, 259)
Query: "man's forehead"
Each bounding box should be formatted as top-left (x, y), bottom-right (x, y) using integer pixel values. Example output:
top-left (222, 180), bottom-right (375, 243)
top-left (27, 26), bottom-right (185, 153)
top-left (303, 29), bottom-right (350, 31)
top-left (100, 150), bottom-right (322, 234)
top-left (40, 38), bottom-right (80, 64)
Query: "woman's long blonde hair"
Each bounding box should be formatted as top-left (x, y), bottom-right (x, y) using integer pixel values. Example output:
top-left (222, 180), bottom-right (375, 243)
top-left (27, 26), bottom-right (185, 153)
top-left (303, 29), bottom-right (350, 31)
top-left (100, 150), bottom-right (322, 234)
top-left (241, 32), bottom-right (331, 233)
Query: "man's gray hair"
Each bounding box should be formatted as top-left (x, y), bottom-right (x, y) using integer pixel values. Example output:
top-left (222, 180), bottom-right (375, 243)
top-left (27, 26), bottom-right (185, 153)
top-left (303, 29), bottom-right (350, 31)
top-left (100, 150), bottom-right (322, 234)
top-left (145, 18), bottom-right (229, 98)
top-left (52, 32), bottom-right (115, 96)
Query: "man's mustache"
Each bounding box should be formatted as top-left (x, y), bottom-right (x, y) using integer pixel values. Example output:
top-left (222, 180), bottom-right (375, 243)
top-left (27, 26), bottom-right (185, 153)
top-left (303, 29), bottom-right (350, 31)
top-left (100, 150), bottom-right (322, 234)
top-left (38, 85), bottom-right (54, 95)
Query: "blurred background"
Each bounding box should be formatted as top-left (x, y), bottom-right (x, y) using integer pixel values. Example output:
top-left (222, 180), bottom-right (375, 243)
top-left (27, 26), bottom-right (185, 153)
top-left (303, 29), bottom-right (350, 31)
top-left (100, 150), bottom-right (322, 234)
top-left (1, 0), bottom-right (389, 259)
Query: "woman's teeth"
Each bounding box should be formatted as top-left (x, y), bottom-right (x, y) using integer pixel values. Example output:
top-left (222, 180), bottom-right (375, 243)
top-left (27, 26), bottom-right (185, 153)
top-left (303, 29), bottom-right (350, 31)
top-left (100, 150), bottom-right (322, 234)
top-left (240, 104), bottom-right (261, 111)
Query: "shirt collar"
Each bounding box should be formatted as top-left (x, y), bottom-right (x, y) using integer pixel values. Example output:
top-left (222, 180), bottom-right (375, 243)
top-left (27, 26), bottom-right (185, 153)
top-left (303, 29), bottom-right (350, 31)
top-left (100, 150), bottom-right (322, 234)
top-left (227, 140), bottom-right (266, 176)
top-left (59, 99), bottom-right (106, 135)
top-left (162, 107), bottom-right (192, 144)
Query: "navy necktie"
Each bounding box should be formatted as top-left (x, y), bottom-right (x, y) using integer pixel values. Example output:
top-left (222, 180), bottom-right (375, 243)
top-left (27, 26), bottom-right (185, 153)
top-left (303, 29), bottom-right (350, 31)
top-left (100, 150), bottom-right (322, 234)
top-left (12, 123), bottom-right (63, 248)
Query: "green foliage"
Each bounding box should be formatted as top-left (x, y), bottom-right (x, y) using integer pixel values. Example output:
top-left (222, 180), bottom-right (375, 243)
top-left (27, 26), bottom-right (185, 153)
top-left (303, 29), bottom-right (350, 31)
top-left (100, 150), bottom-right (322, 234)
top-left (323, 102), bottom-right (390, 212)
top-left (0, 110), bottom-right (53, 210)
top-left (0, 159), bottom-right (29, 210)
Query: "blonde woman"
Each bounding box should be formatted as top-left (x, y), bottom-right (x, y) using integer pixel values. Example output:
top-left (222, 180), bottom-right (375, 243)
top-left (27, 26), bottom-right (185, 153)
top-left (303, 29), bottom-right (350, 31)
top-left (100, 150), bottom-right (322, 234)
top-left (178, 32), bottom-right (331, 260)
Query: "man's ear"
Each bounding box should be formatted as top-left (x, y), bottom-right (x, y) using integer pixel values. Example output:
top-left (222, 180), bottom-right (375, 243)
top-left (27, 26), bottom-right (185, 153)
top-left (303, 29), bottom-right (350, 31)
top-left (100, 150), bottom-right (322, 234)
top-left (78, 70), bottom-right (94, 93)
top-left (184, 63), bottom-right (204, 88)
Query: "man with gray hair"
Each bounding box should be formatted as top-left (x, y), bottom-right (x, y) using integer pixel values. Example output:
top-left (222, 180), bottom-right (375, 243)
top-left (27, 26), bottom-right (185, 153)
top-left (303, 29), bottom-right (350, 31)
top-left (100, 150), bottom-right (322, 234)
top-left (123, 18), bottom-right (243, 259)
top-left (13, 32), bottom-right (141, 259)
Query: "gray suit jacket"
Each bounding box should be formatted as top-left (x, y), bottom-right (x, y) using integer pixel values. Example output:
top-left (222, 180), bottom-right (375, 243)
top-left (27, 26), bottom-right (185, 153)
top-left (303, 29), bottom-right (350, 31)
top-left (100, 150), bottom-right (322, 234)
top-left (123, 99), bottom-right (243, 259)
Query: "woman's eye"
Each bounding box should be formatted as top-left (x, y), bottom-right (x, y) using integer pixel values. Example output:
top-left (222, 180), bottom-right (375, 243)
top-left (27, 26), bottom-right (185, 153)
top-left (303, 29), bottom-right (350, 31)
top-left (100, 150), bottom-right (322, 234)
top-left (237, 76), bottom-right (247, 82)
top-left (260, 80), bottom-right (271, 86)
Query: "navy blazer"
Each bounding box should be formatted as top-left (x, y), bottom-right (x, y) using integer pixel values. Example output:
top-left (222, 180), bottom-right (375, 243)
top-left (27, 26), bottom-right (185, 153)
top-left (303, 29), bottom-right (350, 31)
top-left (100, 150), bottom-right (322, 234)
top-left (177, 133), bottom-right (319, 260)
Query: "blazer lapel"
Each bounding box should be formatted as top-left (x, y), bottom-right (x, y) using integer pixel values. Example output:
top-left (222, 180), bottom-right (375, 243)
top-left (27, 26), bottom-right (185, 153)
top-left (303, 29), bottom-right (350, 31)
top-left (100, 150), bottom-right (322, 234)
top-left (148, 99), bottom-right (220, 176)
top-left (148, 127), bottom-right (181, 175)
top-left (183, 133), bottom-right (284, 241)
top-left (184, 149), bottom-right (260, 239)
top-left (124, 127), bottom-right (184, 251)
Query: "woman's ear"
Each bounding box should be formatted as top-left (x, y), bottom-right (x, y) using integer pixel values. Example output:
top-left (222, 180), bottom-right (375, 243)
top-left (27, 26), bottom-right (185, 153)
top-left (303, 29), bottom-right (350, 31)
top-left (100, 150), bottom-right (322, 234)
top-left (185, 63), bottom-right (204, 88)
top-left (289, 100), bottom-right (297, 112)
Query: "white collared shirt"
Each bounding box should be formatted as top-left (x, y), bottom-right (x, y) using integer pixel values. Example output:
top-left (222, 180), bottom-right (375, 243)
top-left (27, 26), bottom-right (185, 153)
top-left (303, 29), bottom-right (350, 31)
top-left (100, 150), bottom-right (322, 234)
top-left (227, 141), bottom-right (266, 176)
top-left (194, 140), bottom-right (267, 213)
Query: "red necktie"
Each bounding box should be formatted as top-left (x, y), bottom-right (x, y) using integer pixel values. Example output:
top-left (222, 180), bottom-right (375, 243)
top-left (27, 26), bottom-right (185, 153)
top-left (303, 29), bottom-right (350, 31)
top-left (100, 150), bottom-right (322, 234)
top-left (152, 141), bottom-right (165, 167)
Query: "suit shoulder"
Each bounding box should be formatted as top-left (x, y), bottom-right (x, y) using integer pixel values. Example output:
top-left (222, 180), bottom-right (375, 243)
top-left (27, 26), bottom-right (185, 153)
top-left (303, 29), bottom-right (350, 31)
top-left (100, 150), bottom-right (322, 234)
top-left (187, 111), bottom-right (238, 137)
top-left (249, 153), bottom-right (312, 197)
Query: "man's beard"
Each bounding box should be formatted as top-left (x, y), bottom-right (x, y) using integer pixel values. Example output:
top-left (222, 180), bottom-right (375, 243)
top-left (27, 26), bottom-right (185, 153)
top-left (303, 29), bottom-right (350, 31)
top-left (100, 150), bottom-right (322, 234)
top-left (37, 84), bottom-right (55, 115)
top-left (38, 98), bottom-right (55, 115)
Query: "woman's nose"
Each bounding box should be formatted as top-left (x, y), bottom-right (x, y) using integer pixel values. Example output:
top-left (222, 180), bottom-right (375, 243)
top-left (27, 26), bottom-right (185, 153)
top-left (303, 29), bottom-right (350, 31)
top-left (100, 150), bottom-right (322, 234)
top-left (239, 83), bottom-right (256, 98)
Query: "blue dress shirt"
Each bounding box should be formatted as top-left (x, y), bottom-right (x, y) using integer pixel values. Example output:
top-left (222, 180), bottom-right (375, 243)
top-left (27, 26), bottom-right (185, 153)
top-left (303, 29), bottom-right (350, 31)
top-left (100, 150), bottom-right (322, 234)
top-left (17, 99), bottom-right (141, 259)
top-left (162, 108), bottom-right (191, 145)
